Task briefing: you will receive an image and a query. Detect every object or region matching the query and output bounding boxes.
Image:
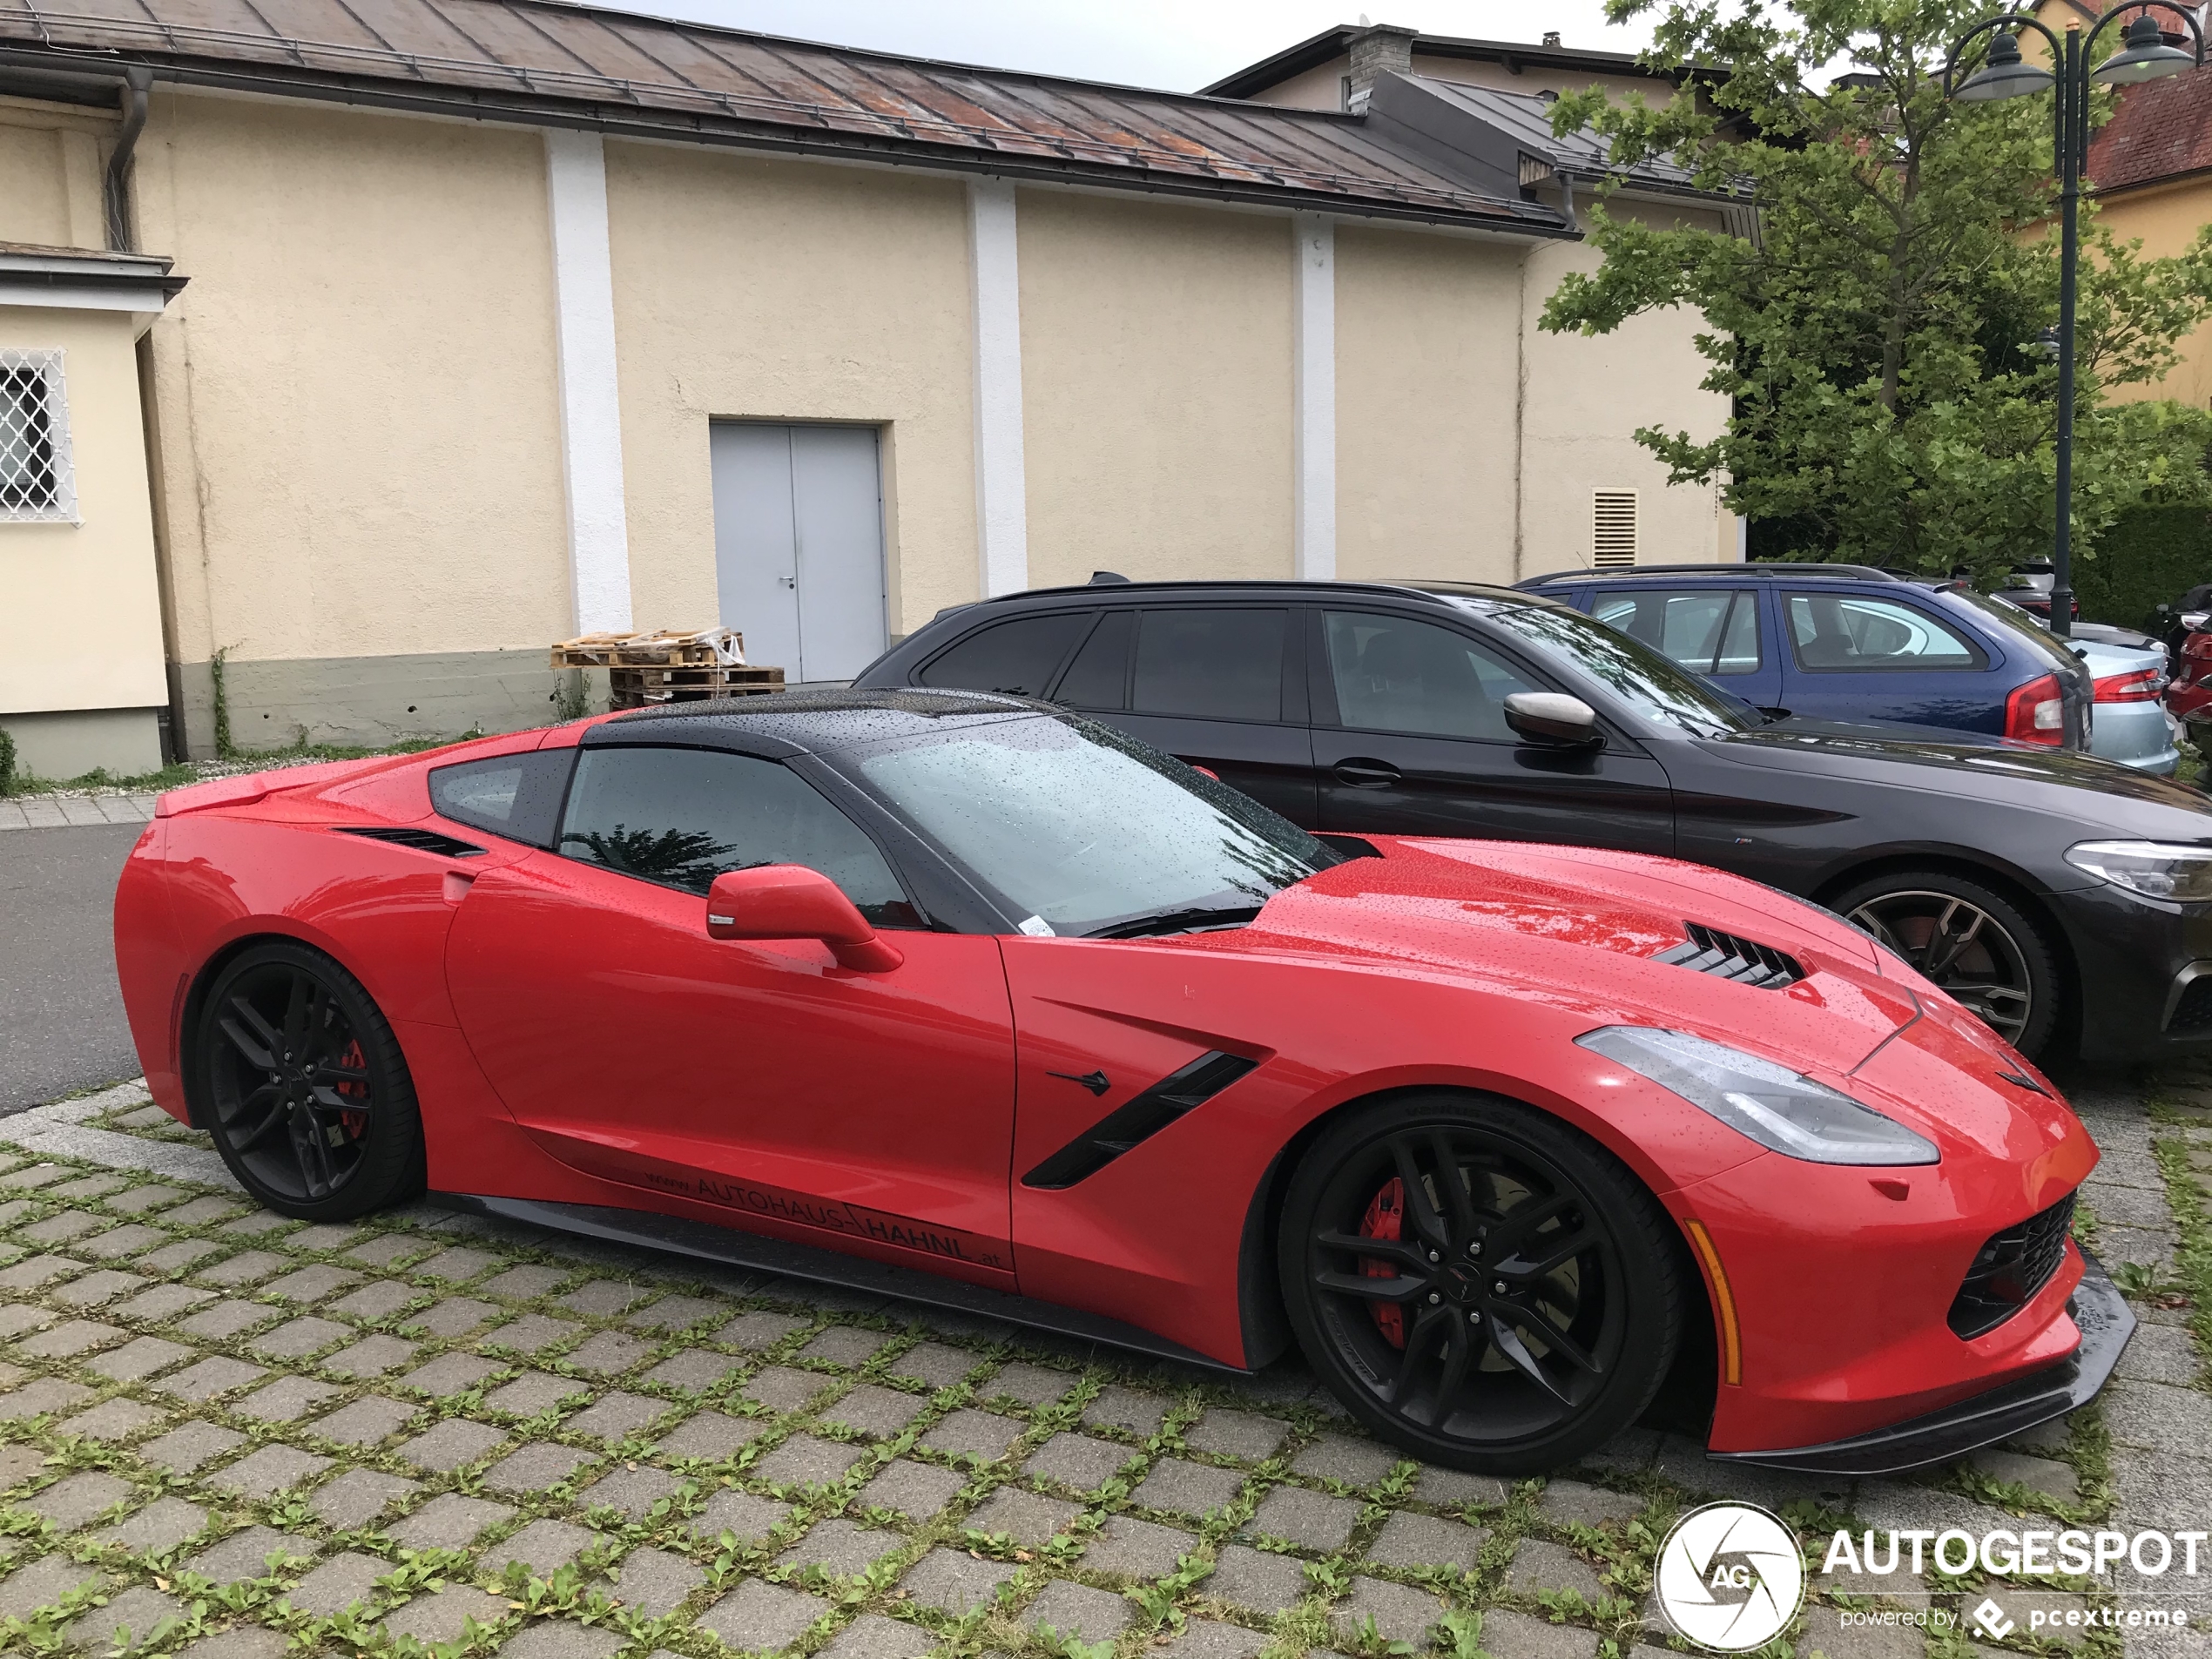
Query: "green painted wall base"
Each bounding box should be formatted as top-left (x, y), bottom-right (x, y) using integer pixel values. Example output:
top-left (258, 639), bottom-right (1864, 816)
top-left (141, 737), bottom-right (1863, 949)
top-left (0, 708), bottom-right (165, 782)
top-left (174, 651), bottom-right (608, 759)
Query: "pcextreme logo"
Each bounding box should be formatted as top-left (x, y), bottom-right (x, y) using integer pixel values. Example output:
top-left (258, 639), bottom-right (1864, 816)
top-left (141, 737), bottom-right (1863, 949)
top-left (1654, 1501), bottom-right (1807, 1652)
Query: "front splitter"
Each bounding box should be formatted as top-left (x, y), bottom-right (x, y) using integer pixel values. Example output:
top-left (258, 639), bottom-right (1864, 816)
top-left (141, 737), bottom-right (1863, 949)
top-left (1711, 1246), bottom-right (2135, 1476)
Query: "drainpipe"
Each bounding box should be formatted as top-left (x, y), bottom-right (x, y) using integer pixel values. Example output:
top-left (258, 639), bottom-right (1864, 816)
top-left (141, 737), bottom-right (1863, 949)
top-left (105, 64), bottom-right (150, 252)
top-left (1558, 172), bottom-right (1579, 233)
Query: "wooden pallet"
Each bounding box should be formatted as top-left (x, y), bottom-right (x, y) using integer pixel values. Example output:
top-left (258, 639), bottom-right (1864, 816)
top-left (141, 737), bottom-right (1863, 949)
top-left (551, 626), bottom-right (745, 670)
top-left (609, 664), bottom-right (786, 709)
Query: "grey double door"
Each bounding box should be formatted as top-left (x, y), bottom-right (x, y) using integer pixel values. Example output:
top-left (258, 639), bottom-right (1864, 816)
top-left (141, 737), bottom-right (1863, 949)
top-left (710, 422), bottom-right (887, 684)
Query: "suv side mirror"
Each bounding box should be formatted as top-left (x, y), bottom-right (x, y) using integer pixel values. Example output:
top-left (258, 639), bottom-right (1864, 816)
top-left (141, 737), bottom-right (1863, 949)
top-left (1504, 691), bottom-right (1603, 749)
top-left (705, 866), bottom-right (903, 972)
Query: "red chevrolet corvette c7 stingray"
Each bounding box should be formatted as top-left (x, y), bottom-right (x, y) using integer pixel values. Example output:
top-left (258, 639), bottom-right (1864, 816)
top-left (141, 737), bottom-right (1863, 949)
top-left (112, 690), bottom-right (2129, 1474)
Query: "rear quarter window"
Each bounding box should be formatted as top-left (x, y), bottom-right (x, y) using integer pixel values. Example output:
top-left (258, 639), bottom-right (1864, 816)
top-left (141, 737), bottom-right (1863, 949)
top-left (429, 749), bottom-right (577, 847)
top-left (919, 613), bottom-right (1094, 697)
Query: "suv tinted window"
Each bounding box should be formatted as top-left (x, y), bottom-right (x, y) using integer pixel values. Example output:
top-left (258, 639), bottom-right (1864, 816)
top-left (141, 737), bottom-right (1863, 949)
top-left (920, 613), bottom-right (1092, 696)
top-left (1785, 594), bottom-right (1983, 671)
top-left (557, 746), bottom-right (917, 925)
top-left (1592, 589), bottom-right (1762, 676)
top-left (1056, 610), bottom-right (1134, 710)
top-left (1325, 610), bottom-right (1536, 740)
top-left (429, 749), bottom-right (577, 847)
top-left (1132, 609), bottom-right (1285, 721)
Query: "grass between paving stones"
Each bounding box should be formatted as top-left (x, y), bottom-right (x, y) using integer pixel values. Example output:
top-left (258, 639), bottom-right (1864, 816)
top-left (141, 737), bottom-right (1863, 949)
top-left (2139, 1077), bottom-right (2212, 1390)
top-left (0, 1123), bottom-right (2116, 1659)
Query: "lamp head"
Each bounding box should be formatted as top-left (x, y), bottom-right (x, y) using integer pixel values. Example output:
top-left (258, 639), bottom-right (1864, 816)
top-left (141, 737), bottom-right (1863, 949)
top-left (2094, 12), bottom-right (2198, 84)
top-left (1955, 31), bottom-right (2057, 100)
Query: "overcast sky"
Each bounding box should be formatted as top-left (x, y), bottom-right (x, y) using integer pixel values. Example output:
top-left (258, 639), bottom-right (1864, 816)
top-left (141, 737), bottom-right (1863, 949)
top-left (635, 2), bottom-right (1663, 92)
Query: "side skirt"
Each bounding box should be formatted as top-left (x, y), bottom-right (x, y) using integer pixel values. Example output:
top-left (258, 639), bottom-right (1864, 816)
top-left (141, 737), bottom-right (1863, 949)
top-left (432, 1192), bottom-right (1248, 1376)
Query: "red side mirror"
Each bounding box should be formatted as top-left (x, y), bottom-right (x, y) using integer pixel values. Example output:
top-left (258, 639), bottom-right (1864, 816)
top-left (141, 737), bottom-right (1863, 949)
top-left (704, 866), bottom-right (903, 973)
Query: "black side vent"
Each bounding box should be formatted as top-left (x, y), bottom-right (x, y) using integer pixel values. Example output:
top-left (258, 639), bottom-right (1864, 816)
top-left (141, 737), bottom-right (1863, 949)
top-left (334, 826), bottom-right (487, 859)
top-left (1022, 1051), bottom-right (1258, 1190)
top-left (1949, 1191), bottom-right (2076, 1339)
top-left (1654, 922), bottom-right (1804, 989)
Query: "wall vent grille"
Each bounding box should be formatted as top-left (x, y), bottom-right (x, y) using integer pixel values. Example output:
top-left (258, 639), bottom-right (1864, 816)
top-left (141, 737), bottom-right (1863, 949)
top-left (1594, 489), bottom-right (1638, 569)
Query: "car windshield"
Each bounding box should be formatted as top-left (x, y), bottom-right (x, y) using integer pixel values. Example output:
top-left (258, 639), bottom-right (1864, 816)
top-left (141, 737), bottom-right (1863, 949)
top-left (843, 712), bottom-right (1345, 938)
top-left (1472, 600), bottom-right (1760, 738)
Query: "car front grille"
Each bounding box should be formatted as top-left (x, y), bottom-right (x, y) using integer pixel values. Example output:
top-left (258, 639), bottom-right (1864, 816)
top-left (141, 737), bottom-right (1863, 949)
top-left (1949, 1192), bottom-right (2076, 1339)
top-left (2170, 977), bottom-right (2212, 1035)
top-left (1652, 922), bottom-right (1804, 989)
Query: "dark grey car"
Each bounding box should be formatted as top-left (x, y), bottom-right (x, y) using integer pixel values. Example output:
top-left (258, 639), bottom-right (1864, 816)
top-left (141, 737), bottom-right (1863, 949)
top-left (855, 578), bottom-right (2212, 1063)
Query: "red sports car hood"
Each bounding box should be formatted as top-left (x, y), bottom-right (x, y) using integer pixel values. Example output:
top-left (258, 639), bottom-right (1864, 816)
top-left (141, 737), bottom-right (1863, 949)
top-left (1231, 836), bottom-right (1917, 1077)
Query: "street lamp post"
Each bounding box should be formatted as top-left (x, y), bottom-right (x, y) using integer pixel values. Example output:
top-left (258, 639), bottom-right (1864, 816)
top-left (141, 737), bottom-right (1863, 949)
top-left (1944, 4), bottom-right (2203, 639)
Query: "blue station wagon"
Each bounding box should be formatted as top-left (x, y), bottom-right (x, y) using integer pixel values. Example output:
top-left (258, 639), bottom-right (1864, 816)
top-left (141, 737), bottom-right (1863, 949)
top-left (1516, 564), bottom-right (2094, 749)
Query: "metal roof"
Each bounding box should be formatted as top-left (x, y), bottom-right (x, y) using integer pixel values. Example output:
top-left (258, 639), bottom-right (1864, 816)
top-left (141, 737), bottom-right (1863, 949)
top-left (1198, 23), bottom-right (1671, 101)
top-left (1410, 77), bottom-right (1706, 193)
top-left (0, 0), bottom-right (1572, 233)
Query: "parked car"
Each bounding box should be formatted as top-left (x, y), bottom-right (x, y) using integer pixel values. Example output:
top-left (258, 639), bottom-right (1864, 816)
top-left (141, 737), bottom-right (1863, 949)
top-left (859, 579), bottom-right (2212, 1062)
top-left (1991, 561), bottom-right (2079, 627)
top-left (114, 691), bottom-right (2128, 1474)
top-left (2167, 626), bottom-right (2212, 752)
top-left (1515, 563), bottom-right (2093, 747)
top-left (2070, 637), bottom-right (2180, 773)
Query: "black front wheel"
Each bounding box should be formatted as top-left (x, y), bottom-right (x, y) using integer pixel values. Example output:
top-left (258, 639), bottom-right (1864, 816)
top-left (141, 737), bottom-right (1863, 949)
top-left (1278, 1091), bottom-right (1684, 1474)
top-left (194, 941), bottom-right (425, 1220)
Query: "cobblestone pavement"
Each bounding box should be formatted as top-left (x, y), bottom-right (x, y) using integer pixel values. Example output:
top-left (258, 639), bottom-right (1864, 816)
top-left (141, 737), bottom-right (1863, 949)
top-left (0, 1072), bottom-right (2201, 1659)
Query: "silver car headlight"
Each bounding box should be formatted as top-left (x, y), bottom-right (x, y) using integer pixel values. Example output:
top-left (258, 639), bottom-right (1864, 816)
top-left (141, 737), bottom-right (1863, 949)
top-left (1576, 1027), bottom-right (1939, 1166)
top-left (2064, 840), bottom-right (2212, 903)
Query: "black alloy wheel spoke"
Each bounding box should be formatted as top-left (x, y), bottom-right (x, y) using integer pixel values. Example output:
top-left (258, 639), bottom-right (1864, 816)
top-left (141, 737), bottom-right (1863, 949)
top-left (1428, 1131), bottom-right (1476, 1237)
top-left (219, 999), bottom-right (282, 1072)
top-left (1314, 1268), bottom-right (1428, 1303)
top-left (1387, 1304), bottom-right (1454, 1406)
top-left (307, 1082), bottom-right (368, 1115)
top-left (1386, 1135), bottom-right (1451, 1250)
top-left (280, 971), bottom-right (312, 1059)
top-left (289, 1111), bottom-right (338, 1198)
top-left (1499, 1226), bottom-right (1599, 1282)
top-left (1501, 1296), bottom-right (1603, 1374)
top-left (1488, 1313), bottom-right (1572, 1403)
top-left (228, 1085), bottom-right (290, 1153)
top-left (1488, 1190), bottom-right (1579, 1255)
top-left (1427, 1314), bottom-right (1476, 1415)
top-left (1317, 1230), bottom-right (1427, 1271)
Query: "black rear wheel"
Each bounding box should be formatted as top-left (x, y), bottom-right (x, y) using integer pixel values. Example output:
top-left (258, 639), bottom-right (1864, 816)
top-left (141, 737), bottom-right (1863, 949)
top-left (1278, 1091), bottom-right (1683, 1474)
top-left (194, 942), bottom-right (424, 1220)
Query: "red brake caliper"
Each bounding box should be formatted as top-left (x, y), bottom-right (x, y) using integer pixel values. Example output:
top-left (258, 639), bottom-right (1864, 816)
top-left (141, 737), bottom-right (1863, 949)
top-left (334, 1038), bottom-right (369, 1141)
top-left (1361, 1177), bottom-right (1407, 1349)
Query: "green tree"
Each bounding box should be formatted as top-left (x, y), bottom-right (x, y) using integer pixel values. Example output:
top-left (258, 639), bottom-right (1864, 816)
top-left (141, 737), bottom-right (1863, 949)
top-left (1542, 0), bottom-right (2212, 579)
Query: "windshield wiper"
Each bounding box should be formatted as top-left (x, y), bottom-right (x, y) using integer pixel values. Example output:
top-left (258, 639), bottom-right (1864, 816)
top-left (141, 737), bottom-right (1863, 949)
top-left (1086, 904), bottom-right (1264, 941)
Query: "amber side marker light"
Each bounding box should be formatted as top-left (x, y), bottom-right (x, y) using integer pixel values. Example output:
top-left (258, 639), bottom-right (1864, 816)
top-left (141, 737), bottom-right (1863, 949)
top-left (1683, 1219), bottom-right (1743, 1385)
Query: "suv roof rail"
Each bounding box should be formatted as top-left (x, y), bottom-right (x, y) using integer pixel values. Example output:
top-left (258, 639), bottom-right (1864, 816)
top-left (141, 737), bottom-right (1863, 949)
top-left (1520, 563), bottom-right (1898, 584)
top-left (978, 577), bottom-right (1501, 604)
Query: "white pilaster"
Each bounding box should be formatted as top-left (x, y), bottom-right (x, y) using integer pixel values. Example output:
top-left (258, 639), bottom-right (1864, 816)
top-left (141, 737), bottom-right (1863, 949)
top-left (544, 130), bottom-right (633, 634)
top-left (1292, 212), bottom-right (1337, 581)
top-left (968, 177), bottom-right (1029, 597)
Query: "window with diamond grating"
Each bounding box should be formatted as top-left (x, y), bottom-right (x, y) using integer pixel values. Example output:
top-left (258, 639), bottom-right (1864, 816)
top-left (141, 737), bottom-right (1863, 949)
top-left (0, 350), bottom-right (78, 523)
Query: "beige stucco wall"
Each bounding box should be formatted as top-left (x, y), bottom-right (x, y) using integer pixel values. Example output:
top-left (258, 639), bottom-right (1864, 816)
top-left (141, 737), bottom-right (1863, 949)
top-left (131, 89), bottom-right (570, 680)
top-left (1333, 225), bottom-right (1522, 583)
top-left (602, 141), bottom-right (976, 639)
top-left (2090, 179), bottom-right (2212, 410)
top-left (0, 307), bottom-right (167, 718)
top-left (1016, 188), bottom-right (1294, 588)
top-left (1519, 237), bottom-right (1734, 570)
top-left (0, 97), bottom-right (107, 250)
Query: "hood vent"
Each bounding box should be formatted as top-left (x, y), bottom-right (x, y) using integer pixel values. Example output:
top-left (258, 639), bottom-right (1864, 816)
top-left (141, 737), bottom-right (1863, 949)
top-left (1655, 923), bottom-right (1804, 989)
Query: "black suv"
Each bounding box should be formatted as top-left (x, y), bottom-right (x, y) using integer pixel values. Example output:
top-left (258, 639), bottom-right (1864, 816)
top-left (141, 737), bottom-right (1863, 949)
top-left (855, 577), bottom-right (2212, 1063)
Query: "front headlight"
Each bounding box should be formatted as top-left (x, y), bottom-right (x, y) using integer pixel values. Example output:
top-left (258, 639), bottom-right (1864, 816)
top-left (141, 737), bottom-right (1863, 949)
top-left (1576, 1027), bottom-right (1939, 1166)
top-left (2064, 840), bottom-right (2212, 903)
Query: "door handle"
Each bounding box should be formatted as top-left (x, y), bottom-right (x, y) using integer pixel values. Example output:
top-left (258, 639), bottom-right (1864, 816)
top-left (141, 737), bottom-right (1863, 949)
top-left (778, 575), bottom-right (797, 590)
top-left (1332, 759), bottom-right (1402, 788)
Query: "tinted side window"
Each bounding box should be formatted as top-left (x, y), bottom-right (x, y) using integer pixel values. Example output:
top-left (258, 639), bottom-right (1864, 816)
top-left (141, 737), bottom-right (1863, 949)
top-left (557, 746), bottom-right (917, 925)
top-left (1785, 594), bottom-right (1983, 671)
top-left (919, 613), bottom-right (1093, 696)
top-left (1055, 610), bottom-right (1134, 710)
top-left (1132, 609), bottom-right (1285, 721)
top-left (429, 749), bottom-right (577, 848)
top-left (1591, 588), bottom-right (1761, 675)
top-left (1324, 611), bottom-right (1537, 741)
